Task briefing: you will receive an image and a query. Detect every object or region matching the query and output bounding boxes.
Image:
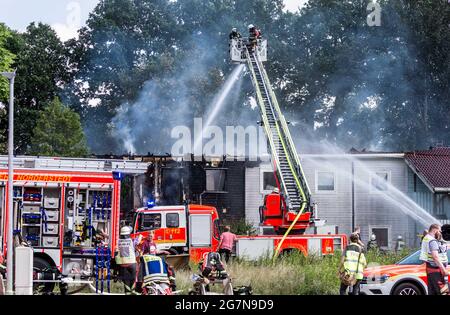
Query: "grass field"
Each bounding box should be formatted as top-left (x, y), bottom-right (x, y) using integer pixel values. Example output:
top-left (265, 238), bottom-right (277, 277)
top-left (63, 249), bottom-right (412, 295)
top-left (174, 249), bottom-right (413, 295)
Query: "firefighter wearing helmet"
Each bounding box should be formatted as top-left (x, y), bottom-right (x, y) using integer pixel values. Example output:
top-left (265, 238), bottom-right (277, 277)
top-left (367, 233), bottom-right (379, 252)
top-left (229, 27), bottom-right (241, 40)
top-left (115, 226), bottom-right (137, 294)
top-left (248, 24), bottom-right (261, 52)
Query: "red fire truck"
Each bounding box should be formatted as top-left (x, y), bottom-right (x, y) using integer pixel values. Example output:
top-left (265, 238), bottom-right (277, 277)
top-left (0, 156), bottom-right (149, 293)
top-left (131, 203), bottom-right (346, 263)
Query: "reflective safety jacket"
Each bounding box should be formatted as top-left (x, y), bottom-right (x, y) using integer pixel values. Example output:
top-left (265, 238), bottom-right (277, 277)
top-left (343, 243), bottom-right (366, 280)
top-left (420, 234), bottom-right (438, 264)
top-left (141, 255), bottom-right (169, 285)
top-left (115, 238), bottom-right (136, 265)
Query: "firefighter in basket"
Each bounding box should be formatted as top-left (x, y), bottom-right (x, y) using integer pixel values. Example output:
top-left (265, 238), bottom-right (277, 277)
top-left (248, 24), bottom-right (262, 52)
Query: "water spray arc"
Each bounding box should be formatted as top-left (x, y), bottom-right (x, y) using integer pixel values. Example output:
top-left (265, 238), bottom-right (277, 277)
top-left (193, 64), bottom-right (245, 154)
top-left (304, 156), bottom-right (439, 229)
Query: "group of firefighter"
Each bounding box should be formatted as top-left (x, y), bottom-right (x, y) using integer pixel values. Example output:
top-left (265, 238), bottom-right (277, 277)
top-left (339, 224), bottom-right (449, 295)
top-left (229, 24), bottom-right (262, 52)
top-left (114, 225), bottom-right (235, 295)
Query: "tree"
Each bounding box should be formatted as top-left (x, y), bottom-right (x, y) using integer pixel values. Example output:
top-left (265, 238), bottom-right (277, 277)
top-left (63, 0), bottom-right (450, 154)
top-left (0, 23), bottom-right (15, 101)
top-left (0, 23), bottom-right (16, 153)
top-left (30, 98), bottom-right (89, 157)
top-left (3, 22), bottom-right (70, 154)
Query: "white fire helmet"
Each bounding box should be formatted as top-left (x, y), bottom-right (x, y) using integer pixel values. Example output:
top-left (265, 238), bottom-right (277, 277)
top-left (232, 27), bottom-right (237, 32)
top-left (370, 234), bottom-right (377, 241)
top-left (120, 226), bottom-right (132, 236)
top-left (273, 187), bottom-right (280, 194)
top-left (248, 24), bottom-right (255, 29)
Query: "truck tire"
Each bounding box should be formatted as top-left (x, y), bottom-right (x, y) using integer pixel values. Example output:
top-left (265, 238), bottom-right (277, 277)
top-left (33, 257), bottom-right (56, 295)
top-left (279, 248), bottom-right (304, 259)
top-left (392, 282), bottom-right (422, 295)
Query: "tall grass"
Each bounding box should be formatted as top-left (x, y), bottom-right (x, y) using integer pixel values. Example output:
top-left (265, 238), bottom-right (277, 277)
top-left (175, 249), bottom-right (413, 295)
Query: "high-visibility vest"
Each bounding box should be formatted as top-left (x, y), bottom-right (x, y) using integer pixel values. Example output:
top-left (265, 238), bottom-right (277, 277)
top-left (141, 255), bottom-right (169, 285)
top-left (115, 238), bottom-right (136, 265)
top-left (343, 243), bottom-right (366, 280)
top-left (420, 235), bottom-right (437, 264)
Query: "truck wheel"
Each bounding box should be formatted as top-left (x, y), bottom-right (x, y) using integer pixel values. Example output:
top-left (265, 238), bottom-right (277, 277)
top-left (392, 282), bottom-right (422, 295)
top-left (280, 248), bottom-right (303, 257)
top-left (33, 257), bottom-right (55, 295)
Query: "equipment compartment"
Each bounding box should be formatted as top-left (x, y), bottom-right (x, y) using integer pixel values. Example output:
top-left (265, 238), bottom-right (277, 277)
top-left (44, 198), bottom-right (59, 209)
top-left (22, 226), bottom-right (41, 247)
top-left (42, 223), bottom-right (59, 235)
top-left (44, 210), bottom-right (59, 222)
top-left (42, 236), bottom-right (59, 248)
top-left (23, 205), bottom-right (41, 213)
top-left (22, 213), bottom-right (41, 225)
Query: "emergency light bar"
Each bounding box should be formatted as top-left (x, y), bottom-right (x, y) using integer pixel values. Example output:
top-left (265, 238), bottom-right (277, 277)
top-left (112, 172), bottom-right (123, 181)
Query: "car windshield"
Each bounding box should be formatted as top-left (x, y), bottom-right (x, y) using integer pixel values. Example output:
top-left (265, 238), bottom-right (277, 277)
top-left (397, 250), bottom-right (422, 265)
top-left (397, 250), bottom-right (450, 265)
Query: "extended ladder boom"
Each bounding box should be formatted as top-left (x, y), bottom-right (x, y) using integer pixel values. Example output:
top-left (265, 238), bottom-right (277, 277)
top-left (244, 47), bottom-right (312, 216)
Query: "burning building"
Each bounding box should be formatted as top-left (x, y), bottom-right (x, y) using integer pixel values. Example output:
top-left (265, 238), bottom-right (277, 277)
top-left (116, 146), bottom-right (450, 249)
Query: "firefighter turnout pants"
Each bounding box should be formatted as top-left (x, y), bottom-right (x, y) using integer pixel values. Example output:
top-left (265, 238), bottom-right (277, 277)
top-left (119, 263), bottom-right (137, 295)
top-left (426, 263), bottom-right (446, 295)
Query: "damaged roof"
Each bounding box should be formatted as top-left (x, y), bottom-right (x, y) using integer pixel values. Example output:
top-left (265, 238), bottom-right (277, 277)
top-left (405, 147), bottom-right (450, 192)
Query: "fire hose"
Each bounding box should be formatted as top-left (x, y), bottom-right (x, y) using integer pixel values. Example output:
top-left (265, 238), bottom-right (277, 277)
top-left (272, 202), bottom-right (307, 262)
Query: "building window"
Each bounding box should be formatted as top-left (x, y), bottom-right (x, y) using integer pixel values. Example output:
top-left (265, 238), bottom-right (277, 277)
top-left (371, 227), bottom-right (390, 248)
top-left (139, 213), bottom-right (161, 231)
top-left (166, 213), bottom-right (179, 228)
top-left (262, 171), bottom-right (277, 192)
top-left (206, 169), bottom-right (226, 192)
top-left (316, 172), bottom-right (336, 192)
top-left (371, 172), bottom-right (389, 192)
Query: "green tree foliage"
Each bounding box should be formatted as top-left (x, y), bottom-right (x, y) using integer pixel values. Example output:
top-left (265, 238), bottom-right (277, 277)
top-left (2, 22), bottom-right (70, 154)
top-left (65, 0), bottom-right (450, 154)
top-left (30, 97), bottom-right (88, 157)
top-left (0, 23), bottom-right (16, 153)
top-left (0, 23), bottom-right (15, 101)
top-left (275, 0), bottom-right (450, 151)
top-left (1, 0), bottom-right (448, 155)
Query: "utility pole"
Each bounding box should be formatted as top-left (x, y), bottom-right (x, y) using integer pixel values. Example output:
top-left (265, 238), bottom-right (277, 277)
top-left (1, 71), bottom-right (16, 295)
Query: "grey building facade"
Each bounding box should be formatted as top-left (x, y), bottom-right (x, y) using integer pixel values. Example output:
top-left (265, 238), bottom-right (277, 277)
top-left (245, 153), bottom-right (434, 249)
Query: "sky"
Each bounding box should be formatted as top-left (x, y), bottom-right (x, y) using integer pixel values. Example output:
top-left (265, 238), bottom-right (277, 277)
top-left (0, 0), bottom-right (309, 41)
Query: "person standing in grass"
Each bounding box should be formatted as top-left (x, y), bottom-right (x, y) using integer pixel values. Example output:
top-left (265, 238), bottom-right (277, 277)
top-left (218, 226), bottom-right (237, 263)
top-left (115, 226), bottom-right (137, 295)
top-left (420, 224), bottom-right (449, 295)
top-left (338, 233), bottom-right (367, 295)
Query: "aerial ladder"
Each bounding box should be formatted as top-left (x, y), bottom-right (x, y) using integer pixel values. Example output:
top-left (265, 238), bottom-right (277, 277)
top-left (230, 30), bottom-right (313, 238)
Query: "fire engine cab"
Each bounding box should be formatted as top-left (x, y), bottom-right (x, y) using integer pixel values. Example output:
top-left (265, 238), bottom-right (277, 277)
top-left (131, 204), bottom-right (220, 263)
